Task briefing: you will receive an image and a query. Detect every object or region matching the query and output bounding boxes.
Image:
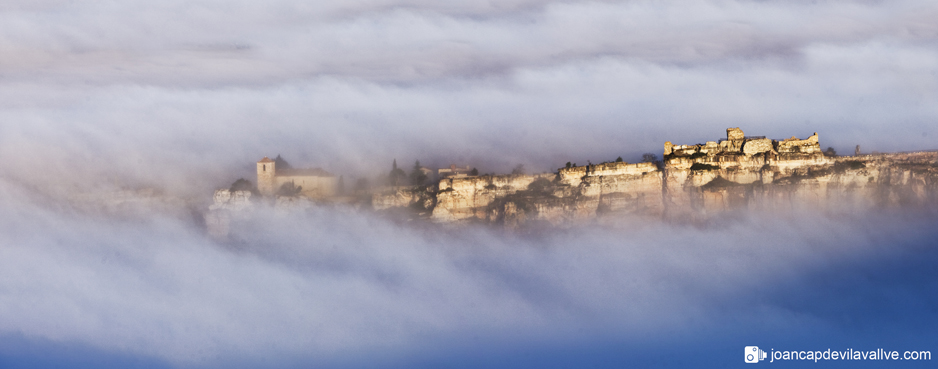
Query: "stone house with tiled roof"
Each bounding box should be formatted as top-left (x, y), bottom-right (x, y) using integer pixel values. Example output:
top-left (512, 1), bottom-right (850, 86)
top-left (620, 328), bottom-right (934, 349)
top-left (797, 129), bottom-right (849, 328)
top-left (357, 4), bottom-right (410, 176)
top-left (257, 157), bottom-right (338, 198)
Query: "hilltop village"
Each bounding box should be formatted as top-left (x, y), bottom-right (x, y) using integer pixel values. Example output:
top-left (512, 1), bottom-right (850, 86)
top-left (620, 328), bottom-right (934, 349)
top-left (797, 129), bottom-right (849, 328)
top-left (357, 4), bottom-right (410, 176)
top-left (206, 128), bottom-right (938, 237)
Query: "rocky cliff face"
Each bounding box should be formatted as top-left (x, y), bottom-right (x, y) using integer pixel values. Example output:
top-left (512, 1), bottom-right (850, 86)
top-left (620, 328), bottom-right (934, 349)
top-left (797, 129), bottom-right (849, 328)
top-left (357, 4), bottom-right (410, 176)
top-left (672, 153), bottom-right (938, 217)
top-left (209, 128), bottom-right (938, 232)
top-left (660, 129), bottom-right (937, 218)
top-left (421, 129), bottom-right (938, 227)
top-left (372, 186), bottom-right (436, 211)
top-left (205, 189), bottom-right (255, 239)
top-left (429, 162), bottom-right (663, 227)
top-left (210, 189), bottom-right (254, 211)
top-left (431, 173), bottom-right (553, 223)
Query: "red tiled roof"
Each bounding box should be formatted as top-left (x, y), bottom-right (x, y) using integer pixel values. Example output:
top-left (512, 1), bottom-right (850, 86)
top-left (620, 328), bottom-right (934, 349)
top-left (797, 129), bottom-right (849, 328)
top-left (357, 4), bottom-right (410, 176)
top-left (258, 157), bottom-right (274, 163)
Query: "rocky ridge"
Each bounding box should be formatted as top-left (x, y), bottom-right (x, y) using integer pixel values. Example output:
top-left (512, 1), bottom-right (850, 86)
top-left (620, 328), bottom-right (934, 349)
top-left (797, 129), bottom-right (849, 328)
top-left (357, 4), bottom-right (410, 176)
top-left (207, 128), bottom-right (938, 236)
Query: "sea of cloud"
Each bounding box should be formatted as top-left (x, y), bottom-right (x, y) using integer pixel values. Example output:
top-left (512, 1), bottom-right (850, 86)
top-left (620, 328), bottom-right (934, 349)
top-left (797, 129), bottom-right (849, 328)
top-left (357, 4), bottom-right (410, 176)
top-left (1, 0), bottom-right (937, 367)
top-left (1, 179), bottom-right (937, 368)
top-left (1, 0), bottom-right (936, 195)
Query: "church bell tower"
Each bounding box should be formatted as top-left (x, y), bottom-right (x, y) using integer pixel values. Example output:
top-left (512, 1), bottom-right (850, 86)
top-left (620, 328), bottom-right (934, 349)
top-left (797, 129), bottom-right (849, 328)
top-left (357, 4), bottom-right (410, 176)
top-left (257, 157), bottom-right (276, 196)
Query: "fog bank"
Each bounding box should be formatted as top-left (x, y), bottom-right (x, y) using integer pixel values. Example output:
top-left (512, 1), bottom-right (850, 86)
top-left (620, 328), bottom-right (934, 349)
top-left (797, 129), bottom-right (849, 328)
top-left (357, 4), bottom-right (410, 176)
top-left (2, 0), bottom-right (937, 367)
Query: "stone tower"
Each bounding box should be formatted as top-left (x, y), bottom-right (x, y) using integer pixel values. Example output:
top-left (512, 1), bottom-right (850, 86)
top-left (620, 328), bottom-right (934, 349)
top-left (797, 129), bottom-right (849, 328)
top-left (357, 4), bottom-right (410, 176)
top-left (257, 157), bottom-right (276, 196)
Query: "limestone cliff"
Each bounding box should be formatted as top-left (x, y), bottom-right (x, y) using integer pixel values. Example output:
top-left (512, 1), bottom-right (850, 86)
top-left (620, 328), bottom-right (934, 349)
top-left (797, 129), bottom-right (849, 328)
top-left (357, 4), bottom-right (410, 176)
top-left (209, 189), bottom-right (254, 211)
top-left (431, 173), bottom-right (553, 222)
top-left (679, 153), bottom-right (938, 215)
top-left (206, 189), bottom-right (335, 238)
top-left (430, 162), bottom-right (663, 226)
top-left (210, 128), bottom-right (938, 232)
top-left (422, 128), bottom-right (937, 227)
top-left (661, 128), bottom-right (937, 218)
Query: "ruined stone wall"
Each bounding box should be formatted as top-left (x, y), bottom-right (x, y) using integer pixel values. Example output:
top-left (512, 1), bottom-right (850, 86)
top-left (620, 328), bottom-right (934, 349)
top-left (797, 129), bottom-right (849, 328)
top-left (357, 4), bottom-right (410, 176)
top-left (742, 138), bottom-right (773, 156)
top-left (777, 132), bottom-right (821, 154)
top-left (210, 189), bottom-right (253, 211)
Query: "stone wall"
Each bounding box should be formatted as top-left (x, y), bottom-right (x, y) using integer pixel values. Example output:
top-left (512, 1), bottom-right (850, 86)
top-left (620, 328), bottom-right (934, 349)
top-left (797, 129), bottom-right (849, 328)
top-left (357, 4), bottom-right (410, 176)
top-left (777, 132), bottom-right (821, 154)
top-left (742, 138), bottom-right (773, 156)
top-left (274, 175), bottom-right (338, 199)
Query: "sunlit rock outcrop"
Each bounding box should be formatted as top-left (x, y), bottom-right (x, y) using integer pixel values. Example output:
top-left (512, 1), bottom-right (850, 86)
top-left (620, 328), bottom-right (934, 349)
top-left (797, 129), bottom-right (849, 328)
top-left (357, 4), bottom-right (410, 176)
top-left (429, 162), bottom-right (664, 227)
top-left (208, 128), bottom-right (938, 232)
top-left (662, 129), bottom-right (937, 218)
top-left (431, 173), bottom-right (552, 223)
top-left (372, 187), bottom-right (435, 211)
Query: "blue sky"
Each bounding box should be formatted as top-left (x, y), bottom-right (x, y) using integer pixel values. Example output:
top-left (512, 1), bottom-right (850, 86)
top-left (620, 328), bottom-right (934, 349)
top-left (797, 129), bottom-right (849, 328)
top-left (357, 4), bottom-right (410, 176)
top-left (0, 0), bottom-right (936, 367)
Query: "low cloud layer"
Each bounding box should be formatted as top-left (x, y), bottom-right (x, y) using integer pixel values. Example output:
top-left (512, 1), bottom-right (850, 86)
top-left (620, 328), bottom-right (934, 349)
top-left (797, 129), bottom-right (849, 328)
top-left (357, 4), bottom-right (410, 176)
top-left (1, 0), bottom-right (937, 367)
top-left (0, 0), bottom-right (936, 197)
top-left (2, 182), bottom-right (937, 367)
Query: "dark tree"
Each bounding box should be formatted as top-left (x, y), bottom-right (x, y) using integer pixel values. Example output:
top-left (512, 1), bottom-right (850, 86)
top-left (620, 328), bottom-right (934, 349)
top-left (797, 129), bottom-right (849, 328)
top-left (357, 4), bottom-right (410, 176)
top-left (274, 154), bottom-right (293, 170)
top-left (615, 156), bottom-right (623, 162)
top-left (388, 159), bottom-right (406, 186)
top-left (470, 168), bottom-right (479, 176)
top-left (527, 178), bottom-right (552, 194)
top-left (410, 160), bottom-right (428, 185)
top-left (277, 182), bottom-right (302, 196)
top-left (565, 162), bottom-right (572, 168)
top-left (825, 147), bottom-right (837, 157)
top-left (229, 178), bottom-right (259, 196)
top-left (229, 178), bottom-right (254, 192)
top-left (511, 164), bottom-right (525, 175)
top-left (641, 153), bottom-right (658, 163)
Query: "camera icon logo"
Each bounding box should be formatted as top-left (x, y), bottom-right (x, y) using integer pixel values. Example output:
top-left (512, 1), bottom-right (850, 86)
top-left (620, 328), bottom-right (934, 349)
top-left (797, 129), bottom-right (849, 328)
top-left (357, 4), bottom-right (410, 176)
top-left (745, 346), bottom-right (767, 363)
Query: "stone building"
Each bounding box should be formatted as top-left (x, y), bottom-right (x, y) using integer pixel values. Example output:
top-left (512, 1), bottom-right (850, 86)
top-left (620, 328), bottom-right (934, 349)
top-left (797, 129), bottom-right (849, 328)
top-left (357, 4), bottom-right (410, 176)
top-left (256, 157), bottom-right (338, 198)
top-left (438, 164), bottom-right (473, 179)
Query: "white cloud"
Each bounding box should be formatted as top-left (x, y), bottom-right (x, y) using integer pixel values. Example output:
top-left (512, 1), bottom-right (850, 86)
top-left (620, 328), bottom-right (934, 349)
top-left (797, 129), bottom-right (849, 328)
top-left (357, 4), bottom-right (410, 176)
top-left (1, 0), bottom-right (937, 366)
